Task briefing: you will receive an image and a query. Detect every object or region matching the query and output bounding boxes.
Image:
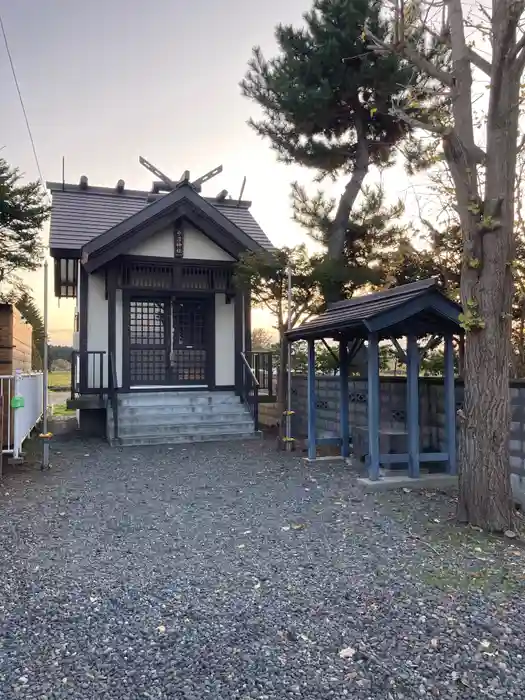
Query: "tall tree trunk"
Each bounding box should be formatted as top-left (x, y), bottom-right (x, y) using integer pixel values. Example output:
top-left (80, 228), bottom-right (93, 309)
top-left (450, 0), bottom-right (517, 530)
top-left (366, 0), bottom-right (521, 531)
top-left (324, 110), bottom-right (369, 303)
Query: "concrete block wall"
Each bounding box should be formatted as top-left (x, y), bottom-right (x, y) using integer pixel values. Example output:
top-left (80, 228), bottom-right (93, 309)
top-left (258, 376), bottom-right (525, 492)
top-left (259, 376), bottom-right (461, 452)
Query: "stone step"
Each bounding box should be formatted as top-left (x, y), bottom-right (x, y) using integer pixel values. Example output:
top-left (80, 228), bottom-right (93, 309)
top-left (118, 391), bottom-right (240, 408)
top-left (108, 411), bottom-right (252, 429)
top-left (115, 420), bottom-right (255, 438)
top-left (113, 404), bottom-right (249, 419)
top-left (110, 431), bottom-right (262, 448)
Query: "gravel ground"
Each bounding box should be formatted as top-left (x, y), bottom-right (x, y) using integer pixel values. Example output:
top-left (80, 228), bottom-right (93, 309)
top-left (0, 437), bottom-right (524, 700)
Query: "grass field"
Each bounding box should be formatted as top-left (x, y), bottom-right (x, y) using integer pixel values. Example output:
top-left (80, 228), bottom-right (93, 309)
top-left (51, 402), bottom-right (76, 416)
top-left (48, 370), bottom-right (71, 390)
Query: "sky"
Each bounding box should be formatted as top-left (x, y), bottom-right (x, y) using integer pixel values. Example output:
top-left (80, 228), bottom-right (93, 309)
top-left (0, 0), bottom-right (414, 344)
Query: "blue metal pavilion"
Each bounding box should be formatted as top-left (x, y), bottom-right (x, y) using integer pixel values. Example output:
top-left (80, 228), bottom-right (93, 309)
top-left (286, 279), bottom-right (463, 480)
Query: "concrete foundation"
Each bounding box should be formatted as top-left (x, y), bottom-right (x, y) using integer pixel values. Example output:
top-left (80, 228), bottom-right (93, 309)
top-left (303, 455), bottom-right (347, 465)
top-left (357, 472), bottom-right (458, 492)
top-left (78, 409), bottom-right (106, 438)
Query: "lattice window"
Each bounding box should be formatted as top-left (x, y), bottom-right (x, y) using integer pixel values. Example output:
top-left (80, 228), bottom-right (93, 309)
top-left (172, 301), bottom-right (205, 346)
top-left (55, 258), bottom-right (78, 298)
top-left (129, 300), bottom-right (166, 345)
top-left (171, 301), bottom-right (206, 383)
top-left (175, 229), bottom-right (184, 258)
top-left (170, 349), bottom-right (206, 382)
top-left (130, 349), bottom-right (167, 384)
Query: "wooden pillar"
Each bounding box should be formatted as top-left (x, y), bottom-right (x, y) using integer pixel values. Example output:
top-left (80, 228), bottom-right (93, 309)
top-left (79, 265), bottom-right (89, 392)
top-left (107, 266), bottom-right (117, 390)
top-left (406, 334), bottom-right (420, 478)
top-left (307, 338), bottom-right (316, 460)
top-left (339, 339), bottom-right (350, 458)
top-left (234, 293), bottom-right (243, 394)
top-left (367, 333), bottom-right (380, 480)
top-left (244, 290), bottom-right (251, 353)
top-left (444, 334), bottom-right (457, 475)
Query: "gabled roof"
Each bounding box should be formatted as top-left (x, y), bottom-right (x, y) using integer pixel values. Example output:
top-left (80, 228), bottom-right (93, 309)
top-left (287, 279), bottom-right (462, 341)
top-left (47, 181), bottom-right (274, 258)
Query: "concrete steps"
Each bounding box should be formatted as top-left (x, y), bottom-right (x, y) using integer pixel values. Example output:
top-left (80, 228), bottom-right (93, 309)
top-left (107, 391), bottom-right (257, 447)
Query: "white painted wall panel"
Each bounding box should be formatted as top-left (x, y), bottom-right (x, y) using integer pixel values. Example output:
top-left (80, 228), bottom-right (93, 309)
top-left (128, 227), bottom-right (174, 257)
top-left (126, 223), bottom-right (234, 261)
top-left (215, 294), bottom-right (235, 386)
top-left (86, 273), bottom-right (108, 389)
top-left (184, 224), bottom-right (234, 261)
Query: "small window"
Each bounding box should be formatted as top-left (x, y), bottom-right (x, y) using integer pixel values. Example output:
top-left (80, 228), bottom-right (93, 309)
top-left (174, 229), bottom-right (184, 258)
top-left (55, 258), bottom-right (78, 298)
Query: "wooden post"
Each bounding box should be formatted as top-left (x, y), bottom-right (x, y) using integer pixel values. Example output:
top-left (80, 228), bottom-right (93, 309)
top-left (444, 334), bottom-right (457, 475)
top-left (406, 334), bottom-right (420, 478)
top-left (79, 266), bottom-right (89, 392)
top-left (367, 333), bottom-right (380, 480)
top-left (339, 339), bottom-right (350, 458)
top-left (307, 338), bottom-right (316, 460)
top-left (234, 293), bottom-right (243, 395)
top-left (108, 266), bottom-right (117, 390)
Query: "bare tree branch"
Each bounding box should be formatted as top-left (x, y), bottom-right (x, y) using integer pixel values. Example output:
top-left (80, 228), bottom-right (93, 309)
top-left (365, 30), bottom-right (454, 86)
top-left (389, 105), bottom-right (451, 135)
top-left (389, 106), bottom-right (486, 162)
top-left (512, 32), bottom-right (525, 70)
top-left (416, 15), bottom-right (493, 76)
top-left (467, 47), bottom-right (492, 76)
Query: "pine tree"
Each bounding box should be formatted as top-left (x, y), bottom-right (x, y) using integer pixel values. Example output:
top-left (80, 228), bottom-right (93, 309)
top-left (234, 245), bottom-right (323, 410)
top-left (241, 0), bottom-right (444, 299)
top-left (16, 292), bottom-right (46, 370)
top-left (292, 181), bottom-right (440, 292)
top-left (0, 158), bottom-right (49, 287)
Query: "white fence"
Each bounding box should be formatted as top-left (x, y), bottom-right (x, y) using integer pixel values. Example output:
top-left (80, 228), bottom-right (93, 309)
top-left (1, 372), bottom-right (44, 458)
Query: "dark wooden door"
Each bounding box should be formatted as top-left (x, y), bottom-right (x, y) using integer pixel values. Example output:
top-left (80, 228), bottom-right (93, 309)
top-left (128, 298), bottom-right (170, 386)
top-left (170, 298), bottom-right (208, 385)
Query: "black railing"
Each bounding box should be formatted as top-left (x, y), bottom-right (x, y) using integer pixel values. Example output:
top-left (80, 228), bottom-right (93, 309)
top-left (245, 351), bottom-right (275, 401)
top-left (70, 350), bottom-right (106, 400)
top-left (108, 351), bottom-right (119, 443)
top-left (240, 352), bottom-right (259, 431)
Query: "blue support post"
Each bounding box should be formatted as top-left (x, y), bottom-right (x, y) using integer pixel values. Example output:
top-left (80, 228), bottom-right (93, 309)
top-left (307, 338), bottom-right (316, 460)
top-left (406, 334), bottom-right (420, 478)
top-left (444, 334), bottom-right (457, 475)
top-left (367, 333), bottom-right (380, 480)
top-left (339, 339), bottom-right (350, 458)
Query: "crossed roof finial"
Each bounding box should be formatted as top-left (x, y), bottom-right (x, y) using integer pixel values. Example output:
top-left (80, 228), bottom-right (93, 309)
top-left (138, 156), bottom-right (223, 194)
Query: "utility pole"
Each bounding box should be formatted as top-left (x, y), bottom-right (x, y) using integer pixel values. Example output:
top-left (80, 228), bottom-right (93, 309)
top-left (41, 258), bottom-right (50, 470)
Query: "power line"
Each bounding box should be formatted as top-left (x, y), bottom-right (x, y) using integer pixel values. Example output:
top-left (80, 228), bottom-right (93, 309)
top-left (0, 11), bottom-right (47, 191)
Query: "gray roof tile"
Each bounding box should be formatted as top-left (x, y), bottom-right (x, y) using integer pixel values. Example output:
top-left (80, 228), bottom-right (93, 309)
top-left (47, 183), bottom-right (274, 253)
top-left (287, 279), bottom-right (461, 341)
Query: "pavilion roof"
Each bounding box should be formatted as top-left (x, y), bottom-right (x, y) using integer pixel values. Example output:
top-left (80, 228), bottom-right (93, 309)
top-left (286, 279), bottom-right (462, 341)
